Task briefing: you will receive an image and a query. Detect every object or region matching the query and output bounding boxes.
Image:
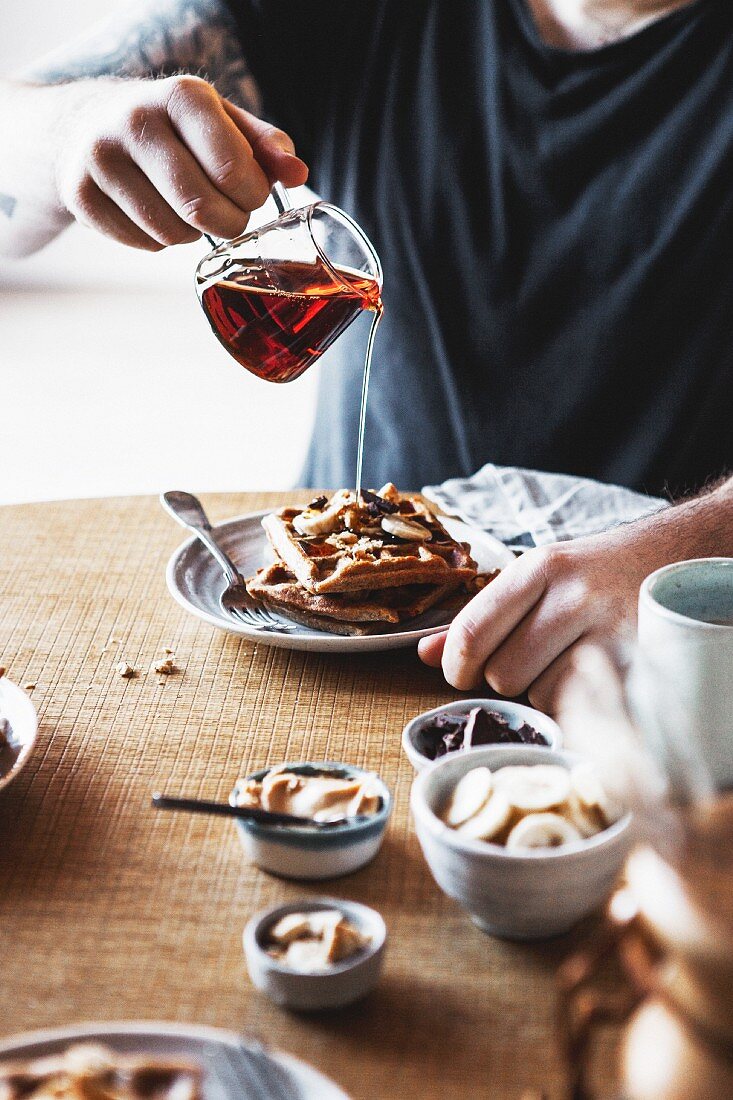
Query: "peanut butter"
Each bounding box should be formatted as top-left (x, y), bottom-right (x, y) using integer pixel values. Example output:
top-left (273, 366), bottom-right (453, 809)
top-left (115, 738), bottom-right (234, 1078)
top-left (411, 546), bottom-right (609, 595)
top-left (234, 766), bottom-right (382, 822)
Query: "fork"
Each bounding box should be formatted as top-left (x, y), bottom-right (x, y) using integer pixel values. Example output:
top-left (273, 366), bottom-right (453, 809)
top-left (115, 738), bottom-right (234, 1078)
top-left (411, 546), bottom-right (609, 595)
top-left (161, 491), bottom-right (296, 632)
top-left (207, 1037), bottom-right (302, 1100)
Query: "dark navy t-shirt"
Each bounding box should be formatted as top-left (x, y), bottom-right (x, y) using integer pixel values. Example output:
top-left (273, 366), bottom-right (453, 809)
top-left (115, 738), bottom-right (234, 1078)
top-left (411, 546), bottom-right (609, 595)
top-left (225, 0), bottom-right (733, 496)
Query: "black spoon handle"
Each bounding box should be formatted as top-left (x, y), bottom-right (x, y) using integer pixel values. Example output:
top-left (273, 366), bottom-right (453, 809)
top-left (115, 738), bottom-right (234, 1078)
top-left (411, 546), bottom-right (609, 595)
top-left (151, 792), bottom-right (319, 827)
top-left (152, 792), bottom-right (372, 828)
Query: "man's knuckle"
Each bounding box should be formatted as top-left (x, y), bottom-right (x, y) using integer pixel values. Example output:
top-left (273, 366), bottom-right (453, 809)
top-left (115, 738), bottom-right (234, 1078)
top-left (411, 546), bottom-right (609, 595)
top-left (535, 543), bottom-right (572, 578)
top-left (177, 194), bottom-right (210, 224)
top-left (166, 74), bottom-right (213, 113)
top-left (87, 136), bottom-right (116, 169)
top-left (210, 157), bottom-right (248, 193)
top-left (252, 124), bottom-right (289, 152)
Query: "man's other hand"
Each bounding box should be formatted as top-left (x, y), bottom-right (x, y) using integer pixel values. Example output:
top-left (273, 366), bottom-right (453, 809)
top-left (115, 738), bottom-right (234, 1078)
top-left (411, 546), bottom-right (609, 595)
top-left (418, 478), bottom-right (733, 713)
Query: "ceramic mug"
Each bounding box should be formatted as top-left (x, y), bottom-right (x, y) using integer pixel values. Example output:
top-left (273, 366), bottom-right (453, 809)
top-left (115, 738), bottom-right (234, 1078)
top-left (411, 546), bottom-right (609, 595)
top-left (637, 558), bottom-right (733, 790)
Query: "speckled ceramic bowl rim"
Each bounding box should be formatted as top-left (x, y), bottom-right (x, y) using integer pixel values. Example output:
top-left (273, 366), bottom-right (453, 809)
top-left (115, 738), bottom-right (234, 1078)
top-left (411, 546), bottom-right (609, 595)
top-left (411, 745), bottom-right (631, 861)
top-left (230, 762), bottom-right (391, 850)
top-left (402, 698), bottom-right (562, 770)
top-left (244, 896), bottom-right (387, 977)
top-left (639, 557), bottom-right (733, 630)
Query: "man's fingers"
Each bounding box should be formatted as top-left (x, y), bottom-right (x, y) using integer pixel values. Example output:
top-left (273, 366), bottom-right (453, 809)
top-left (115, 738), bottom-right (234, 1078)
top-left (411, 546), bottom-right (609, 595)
top-left (526, 641), bottom-right (587, 715)
top-left (164, 77), bottom-right (271, 212)
top-left (417, 630), bottom-right (448, 667)
top-left (90, 153), bottom-right (201, 247)
top-left (441, 555), bottom-right (548, 690)
top-left (482, 598), bottom-right (586, 698)
top-left (223, 101), bottom-right (309, 187)
top-left (129, 123), bottom-right (253, 240)
top-left (68, 178), bottom-right (164, 251)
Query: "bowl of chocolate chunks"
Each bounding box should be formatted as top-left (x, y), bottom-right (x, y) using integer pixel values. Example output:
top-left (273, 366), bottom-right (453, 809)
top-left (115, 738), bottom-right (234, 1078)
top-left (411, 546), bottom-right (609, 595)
top-left (402, 699), bottom-right (562, 772)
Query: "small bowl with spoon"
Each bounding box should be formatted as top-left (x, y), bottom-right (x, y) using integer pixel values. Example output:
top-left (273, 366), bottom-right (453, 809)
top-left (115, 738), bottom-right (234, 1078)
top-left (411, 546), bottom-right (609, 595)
top-left (152, 761), bottom-right (392, 880)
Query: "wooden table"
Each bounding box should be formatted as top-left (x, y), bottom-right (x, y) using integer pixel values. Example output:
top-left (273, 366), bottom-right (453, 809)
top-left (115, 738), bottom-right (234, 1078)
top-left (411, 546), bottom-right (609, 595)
top-left (0, 493), bottom-right (615, 1099)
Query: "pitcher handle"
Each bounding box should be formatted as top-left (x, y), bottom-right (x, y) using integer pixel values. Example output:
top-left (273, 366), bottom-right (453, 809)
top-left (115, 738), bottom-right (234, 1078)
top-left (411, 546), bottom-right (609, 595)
top-left (271, 181), bottom-right (291, 215)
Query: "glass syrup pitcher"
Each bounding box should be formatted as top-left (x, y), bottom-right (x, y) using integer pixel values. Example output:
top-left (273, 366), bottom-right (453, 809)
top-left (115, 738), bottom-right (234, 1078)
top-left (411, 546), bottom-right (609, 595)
top-left (195, 183), bottom-right (383, 383)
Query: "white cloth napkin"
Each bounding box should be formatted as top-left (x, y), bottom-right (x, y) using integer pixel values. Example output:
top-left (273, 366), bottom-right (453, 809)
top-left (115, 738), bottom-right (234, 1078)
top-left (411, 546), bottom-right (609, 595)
top-left (422, 463), bottom-right (667, 550)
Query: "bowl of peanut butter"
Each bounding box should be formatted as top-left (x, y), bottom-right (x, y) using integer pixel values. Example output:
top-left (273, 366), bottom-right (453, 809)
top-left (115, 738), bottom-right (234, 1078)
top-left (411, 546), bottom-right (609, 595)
top-left (230, 762), bottom-right (391, 880)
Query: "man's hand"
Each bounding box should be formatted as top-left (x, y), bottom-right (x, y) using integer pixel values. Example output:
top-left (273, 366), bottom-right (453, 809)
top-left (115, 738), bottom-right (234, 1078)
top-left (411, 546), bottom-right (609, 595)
top-left (1, 0), bottom-right (301, 255)
top-left (418, 477), bottom-right (733, 712)
top-left (51, 75), bottom-right (308, 251)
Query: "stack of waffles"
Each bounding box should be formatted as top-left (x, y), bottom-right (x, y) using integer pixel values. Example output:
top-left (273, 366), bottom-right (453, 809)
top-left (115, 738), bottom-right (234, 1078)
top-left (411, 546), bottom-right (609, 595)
top-left (246, 483), bottom-right (492, 636)
top-left (0, 1044), bottom-right (202, 1099)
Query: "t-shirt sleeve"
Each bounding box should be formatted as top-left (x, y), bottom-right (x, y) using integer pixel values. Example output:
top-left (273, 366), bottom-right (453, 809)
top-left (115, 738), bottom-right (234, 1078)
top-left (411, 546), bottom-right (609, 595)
top-left (221, 1), bottom-right (370, 163)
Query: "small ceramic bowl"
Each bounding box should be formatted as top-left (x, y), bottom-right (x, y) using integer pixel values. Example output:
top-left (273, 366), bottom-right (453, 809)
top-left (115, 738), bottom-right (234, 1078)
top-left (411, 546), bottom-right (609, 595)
top-left (410, 745), bottom-right (632, 940)
top-left (402, 698), bottom-right (562, 772)
top-left (230, 762), bottom-right (391, 881)
top-left (0, 676), bottom-right (38, 795)
top-left (243, 897), bottom-right (387, 1011)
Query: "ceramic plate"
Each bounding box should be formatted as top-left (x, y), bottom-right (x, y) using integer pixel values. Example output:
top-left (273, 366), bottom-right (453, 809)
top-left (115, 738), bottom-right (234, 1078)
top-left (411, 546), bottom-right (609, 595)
top-left (0, 1021), bottom-right (349, 1100)
top-left (0, 676), bottom-right (38, 794)
top-left (166, 511), bottom-right (514, 652)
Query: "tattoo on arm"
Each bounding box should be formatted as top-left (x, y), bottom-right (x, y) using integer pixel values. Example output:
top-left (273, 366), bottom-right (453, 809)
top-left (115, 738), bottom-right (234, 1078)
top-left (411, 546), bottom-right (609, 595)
top-left (19, 0), bottom-right (261, 111)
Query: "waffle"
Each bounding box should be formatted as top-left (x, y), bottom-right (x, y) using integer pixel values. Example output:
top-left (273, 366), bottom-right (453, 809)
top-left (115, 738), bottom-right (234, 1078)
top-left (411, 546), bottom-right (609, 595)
top-left (247, 560), bottom-right (466, 634)
top-left (0, 1043), bottom-right (202, 1099)
top-left (261, 484), bottom-right (478, 595)
top-left (244, 484), bottom-right (496, 636)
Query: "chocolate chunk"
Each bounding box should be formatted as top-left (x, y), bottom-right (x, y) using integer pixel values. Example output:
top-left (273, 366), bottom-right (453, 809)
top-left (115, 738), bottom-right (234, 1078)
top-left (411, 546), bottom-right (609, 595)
top-left (307, 495), bottom-right (328, 511)
top-left (515, 722), bottom-right (549, 746)
top-left (414, 713), bottom-right (463, 760)
top-left (437, 727), bottom-right (465, 757)
top-left (361, 489), bottom-right (399, 515)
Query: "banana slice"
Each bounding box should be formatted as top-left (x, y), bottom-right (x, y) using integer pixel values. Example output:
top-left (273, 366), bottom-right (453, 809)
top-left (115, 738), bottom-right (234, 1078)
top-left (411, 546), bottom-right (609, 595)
top-left (456, 790), bottom-right (512, 842)
top-left (570, 762), bottom-right (621, 825)
top-left (381, 514), bottom-right (432, 542)
top-left (376, 482), bottom-right (401, 503)
top-left (563, 790), bottom-right (604, 839)
top-left (493, 764), bottom-right (571, 812)
top-left (443, 766), bottom-right (493, 828)
top-left (505, 812), bottom-right (582, 851)
top-left (292, 491), bottom-right (353, 536)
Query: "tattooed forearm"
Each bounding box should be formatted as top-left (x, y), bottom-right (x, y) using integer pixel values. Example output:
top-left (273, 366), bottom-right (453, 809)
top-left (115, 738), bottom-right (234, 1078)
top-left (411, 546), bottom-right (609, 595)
top-left (19, 0), bottom-right (260, 111)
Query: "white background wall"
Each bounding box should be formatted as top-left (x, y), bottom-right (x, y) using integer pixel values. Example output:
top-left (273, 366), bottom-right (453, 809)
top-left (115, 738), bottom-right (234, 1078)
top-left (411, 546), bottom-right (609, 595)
top-left (0, 0), bottom-right (318, 504)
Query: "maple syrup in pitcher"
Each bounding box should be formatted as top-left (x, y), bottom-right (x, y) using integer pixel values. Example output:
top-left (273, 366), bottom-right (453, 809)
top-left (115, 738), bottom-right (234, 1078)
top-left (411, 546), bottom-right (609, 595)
top-left (198, 218), bottom-right (383, 499)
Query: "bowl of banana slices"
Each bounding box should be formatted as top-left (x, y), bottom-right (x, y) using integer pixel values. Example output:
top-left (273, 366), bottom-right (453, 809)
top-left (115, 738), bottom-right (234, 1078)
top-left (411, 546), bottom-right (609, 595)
top-left (410, 746), bottom-right (632, 940)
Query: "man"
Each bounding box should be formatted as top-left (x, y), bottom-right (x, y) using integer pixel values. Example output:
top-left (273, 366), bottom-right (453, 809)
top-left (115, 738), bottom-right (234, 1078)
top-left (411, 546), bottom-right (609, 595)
top-left (1, 0), bottom-right (731, 707)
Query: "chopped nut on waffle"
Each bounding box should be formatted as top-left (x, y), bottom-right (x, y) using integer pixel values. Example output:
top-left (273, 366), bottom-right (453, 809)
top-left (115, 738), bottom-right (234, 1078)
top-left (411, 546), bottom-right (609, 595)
top-left (261, 484), bottom-right (478, 595)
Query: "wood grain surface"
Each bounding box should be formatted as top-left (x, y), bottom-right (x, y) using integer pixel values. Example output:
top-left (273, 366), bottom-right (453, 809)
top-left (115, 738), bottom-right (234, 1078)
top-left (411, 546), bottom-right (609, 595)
top-left (0, 494), bottom-right (616, 1099)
